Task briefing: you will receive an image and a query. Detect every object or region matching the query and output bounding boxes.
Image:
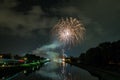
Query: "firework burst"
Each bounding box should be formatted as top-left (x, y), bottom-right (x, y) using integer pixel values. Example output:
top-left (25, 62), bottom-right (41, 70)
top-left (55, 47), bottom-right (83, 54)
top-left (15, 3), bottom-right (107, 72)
top-left (52, 17), bottom-right (85, 46)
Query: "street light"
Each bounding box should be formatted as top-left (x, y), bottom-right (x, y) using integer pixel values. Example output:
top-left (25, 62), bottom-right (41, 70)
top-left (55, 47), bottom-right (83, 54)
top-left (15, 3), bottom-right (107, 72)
top-left (0, 55), bottom-right (3, 59)
top-left (24, 57), bottom-right (27, 61)
top-left (23, 57), bottom-right (27, 63)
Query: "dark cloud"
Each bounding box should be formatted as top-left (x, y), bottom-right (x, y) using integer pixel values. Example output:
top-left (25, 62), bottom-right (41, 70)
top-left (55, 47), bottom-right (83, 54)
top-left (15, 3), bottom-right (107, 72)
top-left (0, 0), bottom-right (120, 55)
top-left (0, 0), bottom-right (62, 37)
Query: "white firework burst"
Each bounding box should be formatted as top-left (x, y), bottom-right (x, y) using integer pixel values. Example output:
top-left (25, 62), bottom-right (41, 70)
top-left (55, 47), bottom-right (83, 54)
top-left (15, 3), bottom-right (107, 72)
top-left (52, 17), bottom-right (85, 47)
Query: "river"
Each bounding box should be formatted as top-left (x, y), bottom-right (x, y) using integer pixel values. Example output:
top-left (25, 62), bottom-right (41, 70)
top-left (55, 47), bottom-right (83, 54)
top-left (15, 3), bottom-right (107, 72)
top-left (14, 61), bottom-right (99, 80)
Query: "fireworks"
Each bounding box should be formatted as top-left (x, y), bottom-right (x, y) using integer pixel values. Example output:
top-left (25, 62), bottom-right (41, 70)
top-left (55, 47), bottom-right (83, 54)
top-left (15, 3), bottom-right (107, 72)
top-left (52, 17), bottom-right (85, 46)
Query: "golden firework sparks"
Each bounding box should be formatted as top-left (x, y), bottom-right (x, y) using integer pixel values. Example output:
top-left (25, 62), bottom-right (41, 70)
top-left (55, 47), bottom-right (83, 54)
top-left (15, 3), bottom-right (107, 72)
top-left (52, 17), bottom-right (85, 46)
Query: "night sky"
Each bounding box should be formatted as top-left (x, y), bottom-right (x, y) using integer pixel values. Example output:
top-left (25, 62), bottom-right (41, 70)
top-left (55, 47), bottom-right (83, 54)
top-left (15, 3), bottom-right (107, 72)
top-left (0, 0), bottom-right (120, 56)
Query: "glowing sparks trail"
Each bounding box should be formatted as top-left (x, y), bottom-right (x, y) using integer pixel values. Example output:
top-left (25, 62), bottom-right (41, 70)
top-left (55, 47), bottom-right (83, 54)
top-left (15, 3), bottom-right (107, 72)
top-left (52, 17), bottom-right (85, 46)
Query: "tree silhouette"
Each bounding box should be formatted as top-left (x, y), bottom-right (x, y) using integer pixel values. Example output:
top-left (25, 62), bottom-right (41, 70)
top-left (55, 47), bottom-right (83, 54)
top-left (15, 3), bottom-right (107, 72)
top-left (79, 40), bottom-right (120, 66)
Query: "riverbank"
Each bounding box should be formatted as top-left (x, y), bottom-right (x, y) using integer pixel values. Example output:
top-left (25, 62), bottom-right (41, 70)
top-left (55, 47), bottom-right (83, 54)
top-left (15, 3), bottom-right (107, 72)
top-left (65, 61), bottom-right (120, 80)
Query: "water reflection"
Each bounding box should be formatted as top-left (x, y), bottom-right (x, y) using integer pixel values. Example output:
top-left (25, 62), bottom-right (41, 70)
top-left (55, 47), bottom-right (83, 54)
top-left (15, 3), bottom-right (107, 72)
top-left (36, 61), bottom-right (99, 80)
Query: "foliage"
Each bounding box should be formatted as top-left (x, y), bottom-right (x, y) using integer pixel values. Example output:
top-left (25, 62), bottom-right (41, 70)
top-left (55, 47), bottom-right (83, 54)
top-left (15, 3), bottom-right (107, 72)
top-left (79, 40), bottom-right (120, 66)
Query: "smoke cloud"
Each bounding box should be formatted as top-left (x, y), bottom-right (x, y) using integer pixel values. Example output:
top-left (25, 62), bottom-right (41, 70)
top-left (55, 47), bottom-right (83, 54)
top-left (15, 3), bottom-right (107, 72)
top-left (32, 41), bottom-right (62, 56)
top-left (39, 41), bottom-right (62, 51)
top-left (32, 41), bottom-right (63, 80)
